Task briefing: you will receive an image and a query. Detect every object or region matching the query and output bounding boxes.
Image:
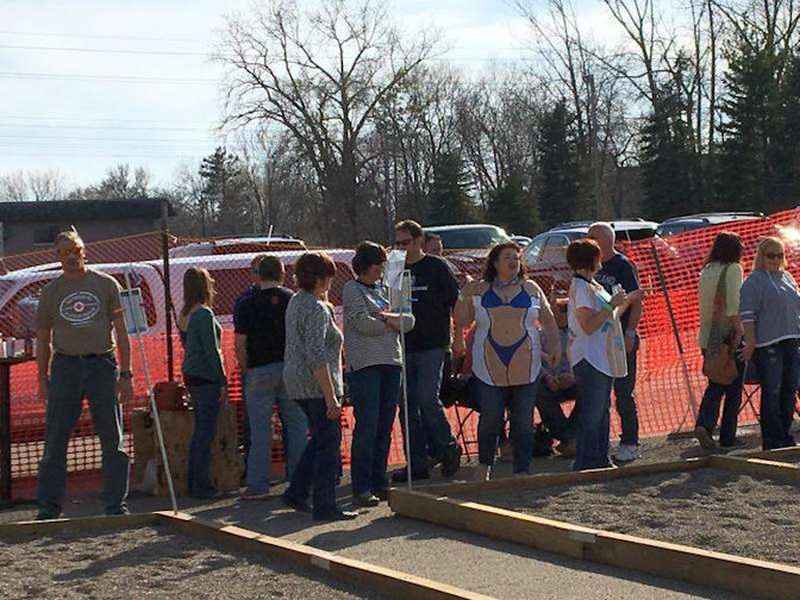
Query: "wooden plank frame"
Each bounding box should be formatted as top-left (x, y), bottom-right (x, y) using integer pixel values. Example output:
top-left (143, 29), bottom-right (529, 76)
top-left (389, 454), bottom-right (800, 600)
top-left (0, 511), bottom-right (491, 600)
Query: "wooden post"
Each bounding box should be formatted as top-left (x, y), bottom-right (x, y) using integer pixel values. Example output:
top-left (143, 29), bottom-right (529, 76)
top-left (161, 199), bottom-right (174, 381)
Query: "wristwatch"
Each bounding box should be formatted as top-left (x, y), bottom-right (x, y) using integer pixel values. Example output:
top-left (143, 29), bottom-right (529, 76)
top-left (119, 370), bottom-right (133, 380)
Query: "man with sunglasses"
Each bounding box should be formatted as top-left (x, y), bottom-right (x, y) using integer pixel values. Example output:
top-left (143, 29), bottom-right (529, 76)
top-left (35, 229), bottom-right (133, 520)
top-left (391, 220), bottom-right (462, 482)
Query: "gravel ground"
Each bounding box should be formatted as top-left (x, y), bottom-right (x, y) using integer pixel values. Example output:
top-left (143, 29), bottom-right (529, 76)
top-left (1, 429), bottom-right (771, 600)
top-left (0, 525), bottom-right (382, 600)
top-left (460, 468), bottom-right (800, 567)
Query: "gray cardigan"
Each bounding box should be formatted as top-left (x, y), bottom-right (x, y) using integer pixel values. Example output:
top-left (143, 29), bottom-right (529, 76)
top-left (283, 291), bottom-right (343, 400)
top-left (342, 280), bottom-right (415, 372)
top-left (740, 269), bottom-right (800, 347)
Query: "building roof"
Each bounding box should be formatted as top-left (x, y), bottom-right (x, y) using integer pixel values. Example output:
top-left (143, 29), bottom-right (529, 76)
top-left (0, 199), bottom-right (175, 223)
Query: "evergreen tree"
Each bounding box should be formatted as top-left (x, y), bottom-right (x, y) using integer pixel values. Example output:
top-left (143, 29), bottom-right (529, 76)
top-left (538, 100), bottom-right (578, 228)
top-left (198, 146), bottom-right (247, 236)
top-left (716, 37), bottom-right (785, 213)
top-left (639, 90), bottom-right (701, 220)
top-left (427, 150), bottom-right (477, 225)
top-left (774, 54), bottom-right (800, 206)
top-left (486, 170), bottom-right (542, 236)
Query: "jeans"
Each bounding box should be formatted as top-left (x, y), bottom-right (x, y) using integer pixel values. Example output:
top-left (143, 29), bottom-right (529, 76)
top-left (187, 383), bottom-right (222, 495)
top-left (537, 385), bottom-right (578, 442)
top-left (286, 397), bottom-right (342, 517)
top-left (37, 353), bottom-right (129, 516)
top-left (401, 348), bottom-right (456, 474)
top-left (473, 378), bottom-right (538, 474)
top-left (614, 337), bottom-right (639, 446)
top-left (573, 360), bottom-right (613, 471)
top-left (753, 339), bottom-right (800, 450)
top-left (245, 362), bottom-right (308, 493)
top-left (349, 365), bottom-right (401, 495)
top-left (696, 355), bottom-right (744, 447)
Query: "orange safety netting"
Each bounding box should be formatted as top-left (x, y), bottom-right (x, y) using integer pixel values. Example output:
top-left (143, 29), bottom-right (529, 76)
top-left (5, 208), bottom-right (800, 500)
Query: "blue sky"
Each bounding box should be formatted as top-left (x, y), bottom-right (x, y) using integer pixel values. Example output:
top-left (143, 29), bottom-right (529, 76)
top-left (0, 0), bottom-right (613, 188)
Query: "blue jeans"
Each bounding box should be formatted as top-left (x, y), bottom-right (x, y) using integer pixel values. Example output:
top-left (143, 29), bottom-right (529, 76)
top-left (245, 363), bottom-right (308, 493)
top-left (753, 339), bottom-right (800, 450)
top-left (286, 397), bottom-right (342, 517)
top-left (473, 378), bottom-right (537, 474)
top-left (187, 383), bottom-right (222, 495)
top-left (537, 384), bottom-right (578, 442)
top-left (401, 348), bottom-right (456, 474)
top-left (350, 365), bottom-right (401, 495)
top-left (573, 360), bottom-right (613, 471)
top-left (37, 353), bottom-right (129, 516)
top-left (697, 354), bottom-right (743, 447)
top-left (614, 337), bottom-right (639, 445)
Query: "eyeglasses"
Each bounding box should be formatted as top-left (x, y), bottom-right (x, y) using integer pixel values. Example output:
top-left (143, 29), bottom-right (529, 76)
top-left (394, 238), bottom-right (414, 248)
top-left (57, 246), bottom-right (84, 258)
top-left (765, 252), bottom-right (784, 260)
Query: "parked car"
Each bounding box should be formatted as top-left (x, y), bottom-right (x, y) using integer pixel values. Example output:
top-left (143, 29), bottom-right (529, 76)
top-left (656, 212), bottom-right (764, 237)
top-left (522, 220), bottom-right (658, 292)
top-left (424, 224), bottom-right (511, 250)
top-left (0, 250), bottom-right (354, 337)
top-left (510, 235), bottom-right (532, 247)
top-left (169, 236), bottom-right (305, 258)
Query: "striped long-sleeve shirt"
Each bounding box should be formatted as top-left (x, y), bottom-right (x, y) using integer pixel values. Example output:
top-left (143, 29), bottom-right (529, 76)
top-left (342, 280), bottom-right (415, 372)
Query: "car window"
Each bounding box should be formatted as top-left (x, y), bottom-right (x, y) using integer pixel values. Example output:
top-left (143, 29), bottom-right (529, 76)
top-left (544, 235), bottom-right (570, 247)
top-left (437, 228), bottom-right (502, 249)
top-left (524, 235), bottom-right (546, 263)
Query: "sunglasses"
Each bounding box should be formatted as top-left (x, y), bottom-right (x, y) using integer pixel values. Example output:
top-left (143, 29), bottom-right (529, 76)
top-left (58, 246), bottom-right (84, 258)
top-left (765, 252), bottom-right (784, 260)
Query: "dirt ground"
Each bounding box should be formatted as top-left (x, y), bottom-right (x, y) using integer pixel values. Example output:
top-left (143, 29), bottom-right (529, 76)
top-left (0, 525), bottom-right (382, 600)
top-left (460, 468), bottom-right (800, 567)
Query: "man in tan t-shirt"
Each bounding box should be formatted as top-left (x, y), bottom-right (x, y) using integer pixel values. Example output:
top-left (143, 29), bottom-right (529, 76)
top-left (35, 229), bottom-right (133, 520)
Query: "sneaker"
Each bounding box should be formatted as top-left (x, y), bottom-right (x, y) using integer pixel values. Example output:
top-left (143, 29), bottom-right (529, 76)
top-left (441, 444), bottom-right (463, 478)
top-left (473, 464), bottom-right (491, 482)
top-left (372, 489), bottom-right (389, 502)
top-left (555, 439), bottom-right (576, 458)
top-left (614, 444), bottom-right (640, 463)
top-left (352, 493), bottom-right (380, 508)
top-left (105, 505), bottom-right (130, 516)
top-left (391, 468), bottom-right (430, 483)
top-left (241, 489), bottom-right (271, 501)
top-left (282, 492), bottom-right (311, 513)
top-left (694, 426), bottom-right (718, 451)
top-left (313, 509), bottom-right (359, 522)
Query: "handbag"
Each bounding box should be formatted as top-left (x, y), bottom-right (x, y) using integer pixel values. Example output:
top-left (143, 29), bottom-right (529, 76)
top-left (702, 264), bottom-right (739, 385)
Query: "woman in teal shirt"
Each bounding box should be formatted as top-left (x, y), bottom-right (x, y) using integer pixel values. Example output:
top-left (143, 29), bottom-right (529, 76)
top-left (178, 267), bottom-right (227, 499)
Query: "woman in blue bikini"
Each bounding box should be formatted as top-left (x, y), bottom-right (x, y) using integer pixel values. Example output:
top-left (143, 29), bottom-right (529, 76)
top-left (454, 242), bottom-right (561, 481)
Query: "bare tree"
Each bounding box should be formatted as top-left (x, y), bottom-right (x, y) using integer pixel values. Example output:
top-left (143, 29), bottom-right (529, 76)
top-left (0, 171), bottom-right (29, 202)
top-left (217, 0), bottom-right (440, 243)
top-left (0, 169), bottom-right (68, 202)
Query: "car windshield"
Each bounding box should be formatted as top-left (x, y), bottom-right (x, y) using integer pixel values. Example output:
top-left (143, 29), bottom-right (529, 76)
top-left (436, 227), bottom-right (510, 249)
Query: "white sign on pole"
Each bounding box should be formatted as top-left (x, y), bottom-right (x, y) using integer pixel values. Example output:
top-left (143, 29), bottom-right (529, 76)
top-left (121, 288), bottom-right (149, 334)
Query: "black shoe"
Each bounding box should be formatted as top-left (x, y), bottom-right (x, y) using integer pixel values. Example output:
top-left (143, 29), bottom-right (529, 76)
top-left (372, 489), bottom-right (389, 502)
top-left (441, 443), bottom-right (463, 478)
top-left (391, 468), bottom-right (430, 483)
top-left (352, 493), bottom-right (380, 508)
top-left (105, 505), bottom-right (130, 516)
top-left (35, 510), bottom-right (61, 521)
top-left (313, 509), bottom-right (359, 522)
top-left (282, 492), bottom-right (311, 513)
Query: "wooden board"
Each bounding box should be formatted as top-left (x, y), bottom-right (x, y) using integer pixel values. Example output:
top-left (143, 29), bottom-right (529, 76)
top-left (389, 488), bottom-right (800, 600)
top-left (416, 457), bottom-right (711, 497)
top-left (0, 512), bottom-right (157, 540)
top-left (740, 446), bottom-right (800, 462)
top-left (709, 455), bottom-right (800, 482)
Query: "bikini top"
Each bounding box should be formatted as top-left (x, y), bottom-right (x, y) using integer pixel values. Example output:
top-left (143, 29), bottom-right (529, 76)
top-left (480, 286), bottom-right (532, 310)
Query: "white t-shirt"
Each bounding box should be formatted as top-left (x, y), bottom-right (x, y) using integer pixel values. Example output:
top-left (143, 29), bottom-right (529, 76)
top-left (567, 277), bottom-right (628, 378)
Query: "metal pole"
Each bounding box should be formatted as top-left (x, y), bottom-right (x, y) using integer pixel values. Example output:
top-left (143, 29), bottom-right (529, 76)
top-left (648, 243), bottom-right (699, 435)
top-left (161, 199), bottom-right (174, 382)
top-left (399, 270), bottom-right (413, 490)
top-left (124, 266), bottom-right (178, 513)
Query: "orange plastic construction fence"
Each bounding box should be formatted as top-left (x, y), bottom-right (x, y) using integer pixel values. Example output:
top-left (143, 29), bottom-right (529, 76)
top-left (5, 208), bottom-right (800, 500)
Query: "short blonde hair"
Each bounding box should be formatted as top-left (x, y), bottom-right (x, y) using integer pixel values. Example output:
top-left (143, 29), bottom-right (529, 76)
top-left (54, 227), bottom-right (83, 248)
top-left (753, 236), bottom-right (787, 271)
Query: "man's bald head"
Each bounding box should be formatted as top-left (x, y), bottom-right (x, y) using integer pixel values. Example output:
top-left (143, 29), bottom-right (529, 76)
top-left (588, 222), bottom-right (615, 258)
